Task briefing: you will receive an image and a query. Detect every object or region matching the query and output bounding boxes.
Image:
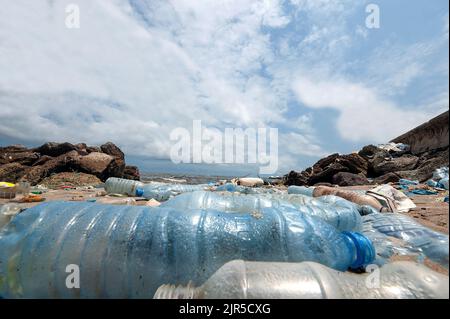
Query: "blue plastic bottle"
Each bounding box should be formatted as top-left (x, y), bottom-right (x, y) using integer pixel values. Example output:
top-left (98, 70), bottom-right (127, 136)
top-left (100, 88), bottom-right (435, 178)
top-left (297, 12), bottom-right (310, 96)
top-left (136, 183), bottom-right (211, 201)
top-left (0, 202), bottom-right (375, 298)
top-left (161, 191), bottom-right (363, 232)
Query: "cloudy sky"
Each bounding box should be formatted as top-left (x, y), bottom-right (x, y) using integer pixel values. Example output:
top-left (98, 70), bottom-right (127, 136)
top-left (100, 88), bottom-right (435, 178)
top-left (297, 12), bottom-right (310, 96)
top-left (0, 0), bottom-right (448, 176)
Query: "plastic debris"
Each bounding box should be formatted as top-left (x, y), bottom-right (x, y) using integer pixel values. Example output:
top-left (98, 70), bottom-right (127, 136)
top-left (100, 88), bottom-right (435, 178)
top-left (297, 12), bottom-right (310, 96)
top-left (0, 204), bottom-right (23, 229)
top-left (362, 212), bottom-right (448, 268)
top-left (0, 182), bottom-right (16, 199)
top-left (104, 177), bottom-right (144, 196)
top-left (0, 202), bottom-right (375, 298)
top-left (155, 260), bottom-right (448, 299)
top-left (162, 191), bottom-right (364, 231)
top-left (236, 177), bottom-right (264, 187)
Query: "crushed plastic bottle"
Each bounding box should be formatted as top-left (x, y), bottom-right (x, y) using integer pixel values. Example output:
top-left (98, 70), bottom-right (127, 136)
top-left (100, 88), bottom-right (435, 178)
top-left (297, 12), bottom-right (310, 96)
top-left (0, 201), bottom-right (374, 298)
top-left (104, 177), bottom-right (144, 196)
top-left (362, 212), bottom-right (449, 268)
top-left (137, 183), bottom-right (211, 201)
top-left (155, 260), bottom-right (448, 299)
top-left (287, 186), bottom-right (315, 196)
top-left (161, 191), bottom-right (363, 232)
top-left (0, 204), bottom-right (23, 229)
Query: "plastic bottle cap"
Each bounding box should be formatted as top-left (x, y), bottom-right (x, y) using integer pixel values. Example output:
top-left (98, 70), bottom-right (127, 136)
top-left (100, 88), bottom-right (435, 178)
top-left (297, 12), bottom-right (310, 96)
top-left (342, 231), bottom-right (376, 270)
top-left (135, 188), bottom-right (144, 197)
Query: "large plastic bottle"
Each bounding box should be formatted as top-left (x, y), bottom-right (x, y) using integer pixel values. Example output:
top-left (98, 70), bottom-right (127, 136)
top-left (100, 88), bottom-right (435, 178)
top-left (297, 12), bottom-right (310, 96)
top-left (161, 191), bottom-right (363, 232)
top-left (137, 183), bottom-right (211, 201)
top-left (362, 212), bottom-right (449, 268)
top-left (0, 202), bottom-right (374, 298)
top-left (154, 260), bottom-right (449, 299)
top-left (104, 177), bottom-right (144, 196)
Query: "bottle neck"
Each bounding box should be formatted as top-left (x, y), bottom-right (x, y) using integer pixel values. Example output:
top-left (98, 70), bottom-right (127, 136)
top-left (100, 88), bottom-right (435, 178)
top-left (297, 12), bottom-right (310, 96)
top-left (153, 282), bottom-right (201, 299)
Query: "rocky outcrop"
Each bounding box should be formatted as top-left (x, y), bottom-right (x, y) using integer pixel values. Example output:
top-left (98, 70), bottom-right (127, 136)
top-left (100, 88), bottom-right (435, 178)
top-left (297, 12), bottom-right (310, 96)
top-left (391, 111), bottom-right (449, 154)
top-left (0, 142), bottom-right (140, 185)
top-left (372, 155), bottom-right (419, 176)
top-left (332, 172), bottom-right (369, 186)
top-left (284, 145), bottom-right (448, 187)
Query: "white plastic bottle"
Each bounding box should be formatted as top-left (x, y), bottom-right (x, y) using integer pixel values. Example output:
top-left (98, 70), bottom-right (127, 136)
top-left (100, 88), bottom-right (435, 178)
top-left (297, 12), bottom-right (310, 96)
top-left (104, 177), bottom-right (144, 196)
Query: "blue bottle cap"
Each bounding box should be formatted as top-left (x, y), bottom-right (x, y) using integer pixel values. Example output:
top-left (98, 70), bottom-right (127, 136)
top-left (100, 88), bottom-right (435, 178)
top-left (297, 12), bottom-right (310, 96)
top-left (135, 188), bottom-right (144, 197)
top-left (342, 231), bottom-right (376, 270)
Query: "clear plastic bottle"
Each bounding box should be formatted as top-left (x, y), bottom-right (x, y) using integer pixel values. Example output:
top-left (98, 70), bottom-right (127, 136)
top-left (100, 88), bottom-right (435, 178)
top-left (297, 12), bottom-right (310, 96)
top-left (104, 177), bottom-right (144, 196)
top-left (362, 212), bottom-right (449, 268)
top-left (161, 191), bottom-right (363, 232)
top-left (0, 202), bottom-right (374, 298)
top-left (287, 186), bottom-right (315, 196)
top-left (137, 183), bottom-right (211, 201)
top-left (154, 260), bottom-right (449, 299)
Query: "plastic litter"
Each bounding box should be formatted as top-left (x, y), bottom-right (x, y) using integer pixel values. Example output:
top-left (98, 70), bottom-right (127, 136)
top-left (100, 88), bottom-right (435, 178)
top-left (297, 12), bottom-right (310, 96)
top-left (362, 212), bottom-right (449, 268)
top-left (0, 204), bottom-right (23, 229)
top-left (236, 177), bottom-right (264, 187)
top-left (366, 184), bottom-right (416, 213)
top-left (288, 186), bottom-right (315, 197)
top-left (161, 191), bottom-right (363, 231)
top-left (0, 182), bottom-right (16, 199)
top-left (137, 183), bottom-right (211, 201)
top-left (377, 142), bottom-right (410, 153)
top-left (154, 260), bottom-right (448, 299)
top-left (0, 202), bottom-right (375, 298)
top-left (104, 177), bottom-right (144, 196)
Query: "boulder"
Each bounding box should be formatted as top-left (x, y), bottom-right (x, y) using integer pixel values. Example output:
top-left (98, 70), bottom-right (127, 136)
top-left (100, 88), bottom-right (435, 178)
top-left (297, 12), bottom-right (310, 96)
top-left (373, 155), bottom-right (419, 176)
top-left (20, 150), bottom-right (82, 185)
top-left (396, 155), bottom-right (449, 182)
top-left (32, 155), bottom-right (53, 166)
top-left (123, 165), bottom-right (141, 181)
top-left (100, 142), bottom-right (126, 175)
top-left (313, 153), bottom-right (340, 169)
top-left (309, 163), bottom-right (349, 185)
top-left (372, 172), bottom-right (401, 185)
top-left (283, 170), bottom-right (309, 186)
top-left (78, 152), bottom-right (122, 181)
top-left (358, 145), bottom-right (380, 159)
top-left (332, 172), bottom-right (369, 186)
top-left (86, 146), bottom-right (102, 153)
top-left (0, 163), bottom-right (31, 183)
top-left (35, 142), bottom-right (77, 157)
top-left (0, 151), bottom-right (40, 166)
top-left (336, 153), bottom-right (369, 175)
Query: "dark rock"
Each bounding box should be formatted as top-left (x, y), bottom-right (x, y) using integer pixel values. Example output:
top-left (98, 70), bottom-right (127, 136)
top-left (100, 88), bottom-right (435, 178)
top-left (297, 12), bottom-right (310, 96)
top-left (20, 150), bottom-right (82, 185)
top-left (373, 155), bottom-right (419, 176)
top-left (35, 142), bottom-right (77, 157)
top-left (309, 163), bottom-right (349, 185)
top-left (284, 170), bottom-right (309, 186)
top-left (100, 142), bottom-right (126, 176)
top-left (313, 153), bottom-right (340, 169)
top-left (74, 143), bottom-right (89, 155)
top-left (332, 172), bottom-right (369, 186)
top-left (123, 165), bottom-right (141, 181)
top-left (86, 146), bottom-right (102, 153)
top-left (358, 145), bottom-right (380, 159)
top-left (0, 151), bottom-right (40, 166)
top-left (372, 172), bottom-right (401, 184)
top-left (0, 163), bottom-right (31, 183)
top-left (396, 154), bottom-right (449, 182)
top-left (32, 155), bottom-right (53, 166)
top-left (336, 153), bottom-right (369, 175)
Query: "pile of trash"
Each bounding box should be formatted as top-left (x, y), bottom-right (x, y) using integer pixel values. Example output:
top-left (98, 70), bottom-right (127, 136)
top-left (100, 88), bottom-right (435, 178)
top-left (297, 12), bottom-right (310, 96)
top-left (0, 176), bottom-right (448, 299)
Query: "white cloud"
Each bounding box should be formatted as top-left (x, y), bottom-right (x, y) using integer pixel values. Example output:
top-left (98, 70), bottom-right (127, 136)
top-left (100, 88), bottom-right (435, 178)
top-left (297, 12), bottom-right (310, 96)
top-left (292, 76), bottom-right (446, 143)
